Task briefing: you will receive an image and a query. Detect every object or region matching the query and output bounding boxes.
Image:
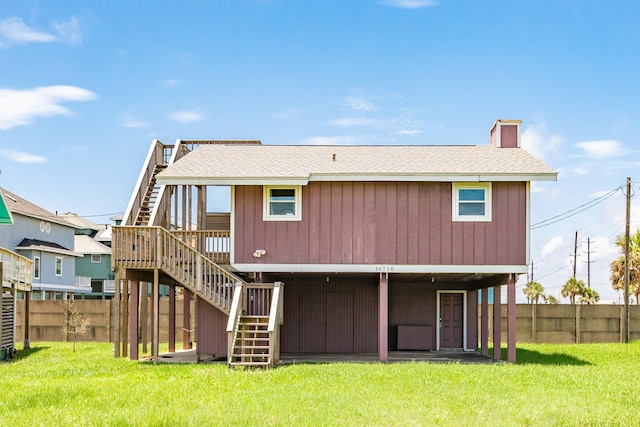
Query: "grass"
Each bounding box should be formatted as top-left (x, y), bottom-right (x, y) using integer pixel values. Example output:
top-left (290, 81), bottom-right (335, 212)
top-left (2, 342), bottom-right (640, 426)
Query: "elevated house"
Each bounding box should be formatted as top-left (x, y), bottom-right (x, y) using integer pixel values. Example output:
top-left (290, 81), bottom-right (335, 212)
top-left (0, 188), bottom-right (90, 301)
top-left (112, 120), bottom-right (557, 366)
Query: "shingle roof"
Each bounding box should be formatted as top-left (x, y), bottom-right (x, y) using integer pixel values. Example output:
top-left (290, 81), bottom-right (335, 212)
top-left (15, 238), bottom-right (82, 257)
top-left (0, 188), bottom-right (77, 228)
top-left (156, 144), bottom-right (557, 185)
top-left (74, 235), bottom-right (111, 255)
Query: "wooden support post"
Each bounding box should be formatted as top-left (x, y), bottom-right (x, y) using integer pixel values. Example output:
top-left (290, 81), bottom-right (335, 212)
top-left (183, 288), bottom-right (192, 349)
top-left (481, 288), bottom-right (489, 356)
top-left (129, 279), bottom-right (139, 360)
top-left (122, 279), bottom-right (129, 358)
top-left (152, 269), bottom-right (160, 365)
top-left (168, 286), bottom-right (176, 352)
top-left (23, 291), bottom-right (31, 349)
top-left (507, 274), bottom-right (516, 363)
top-left (575, 304), bottom-right (581, 344)
top-left (141, 282), bottom-right (148, 354)
top-left (378, 273), bottom-right (389, 362)
top-left (114, 270), bottom-right (121, 358)
top-left (493, 285), bottom-right (501, 360)
top-left (150, 282), bottom-right (155, 352)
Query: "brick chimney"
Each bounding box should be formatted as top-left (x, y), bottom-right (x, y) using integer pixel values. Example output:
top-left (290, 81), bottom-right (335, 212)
top-left (490, 119), bottom-right (522, 148)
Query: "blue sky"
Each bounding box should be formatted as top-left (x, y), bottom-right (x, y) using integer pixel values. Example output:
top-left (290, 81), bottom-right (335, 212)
top-left (1, 0), bottom-right (639, 303)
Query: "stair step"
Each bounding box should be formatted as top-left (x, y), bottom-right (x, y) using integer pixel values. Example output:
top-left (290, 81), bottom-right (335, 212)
top-left (230, 361), bottom-right (270, 367)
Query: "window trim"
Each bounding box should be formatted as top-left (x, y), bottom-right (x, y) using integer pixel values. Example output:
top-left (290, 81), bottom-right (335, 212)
top-left (55, 256), bottom-right (63, 276)
top-left (33, 256), bottom-right (40, 279)
top-left (263, 185), bottom-right (302, 221)
top-left (452, 182), bottom-right (492, 222)
top-left (91, 254), bottom-right (102, 263)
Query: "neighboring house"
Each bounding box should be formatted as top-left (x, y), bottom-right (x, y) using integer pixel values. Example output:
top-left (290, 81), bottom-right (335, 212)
top-left (112, 119), bottom-right (557, 366)
top-left (60, 213), bottom-right (115, 300)
top-left (0, 190), bottom-right (32, 359)
top-left (0, 188), bottom-right (90, 300)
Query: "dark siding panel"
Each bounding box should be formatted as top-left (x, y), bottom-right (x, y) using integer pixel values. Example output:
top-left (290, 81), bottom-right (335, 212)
top-left (195, 297), bottom-right (228, 356)
top-left (280, 278), bottom-right (378, 354)
top-left (406, 184), bottom-right (420, 265)
top-left (385, 183), bottom-right (398, 263)
top-left (396, 183), bottom-right (409, 265)
top-left (389, 282), bottom-right (437, 350)
top-left (341, 183), bottom-right (354, 264)
top-left (331, 183), bottom-right (343, 264)
top-left (363, 183), bottom-right (376, 263)
top-left (319, 184), bottom-right (332, 263)
top-left (419, 183), bottom-right (431, 263)
top-left (308, 184), bottom-right (321, 263)
top-left (352, 182), bottom-right (365, 263)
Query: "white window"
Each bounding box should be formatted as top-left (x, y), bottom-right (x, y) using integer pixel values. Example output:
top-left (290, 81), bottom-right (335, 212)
top-left (55, 256), bottom-right (63, 276)
top-left (452, 182), bottom-right (492, 222)
top-left (91, 254), bottom-right (102, 263)
top-left (33, 256), bottom-right (40, 279)
top-left (263, 185), bottom-right (302, 221)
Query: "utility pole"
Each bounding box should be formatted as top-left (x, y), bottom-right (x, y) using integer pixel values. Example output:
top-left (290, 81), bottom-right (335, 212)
top-left (583, 237), bottom-right (595, 288)
top-left (573, 231), bottom-right (578, 279)
top-left (624, 177), bottom-right (631, 343)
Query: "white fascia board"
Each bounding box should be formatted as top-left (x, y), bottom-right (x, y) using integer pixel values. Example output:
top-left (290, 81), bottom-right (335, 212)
top-left (306, 173), bottom-right (558, 183)
top-left (232, 263), bottom-right (528, 274)
top-left (15, 245), bottom-right (83, 257)
top-left (156, 176), bottom-right (310, 186)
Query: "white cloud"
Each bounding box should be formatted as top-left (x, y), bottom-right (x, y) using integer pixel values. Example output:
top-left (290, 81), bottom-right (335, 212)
top-left (521, 122), bottom-right (563, 162)
top-left (345, 96), bottom-right (377, 112)
top-left (576, 140), bottom-right (626, 159)
top-left (394, 129), bottom-right (423, 136)
top-left (53, 16), bottom-right (83, 45)
top-left (120, 120), bottom-right (149, 129)
top-left (168, 111), bottom-right (204, 123)
top-left (0, 17), bottom-right (56, 47)
top-left (0, 86), bottom-right (98, 130)
top-left (330, 117), bottom-right (381, 127)
top-left (541, 236), bottom-right (565, 257)
top-left (0, 149), bottom-right (47, 163)
top-left (379, 0), bottom-right (438, 9)
top-left (161, 79), bottom-right (182, 89)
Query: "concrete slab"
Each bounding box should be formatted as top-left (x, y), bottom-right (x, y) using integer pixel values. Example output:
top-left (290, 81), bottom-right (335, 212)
top-left (144, 349), bottom-right (498, 365)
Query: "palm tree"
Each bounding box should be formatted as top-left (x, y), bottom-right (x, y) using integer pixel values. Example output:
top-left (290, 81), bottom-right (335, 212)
top-left (580, 287), bottom-right (600, 305)
top-left (523, 281), bottom-right (545, 304)
top-left (543, 294), bottom-right (559, 304)
top-left (610, 229), bottom-right (640, 304)
top-left (561, 277), bottom-right (586, 304)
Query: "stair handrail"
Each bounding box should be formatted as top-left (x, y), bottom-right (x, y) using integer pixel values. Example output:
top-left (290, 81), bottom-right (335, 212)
top-left (267, 282), bottom-right (284, 366)
top-left (226, 282), bottom-right (244, 364)
top-left (122, 140), bottom-right (170, 226)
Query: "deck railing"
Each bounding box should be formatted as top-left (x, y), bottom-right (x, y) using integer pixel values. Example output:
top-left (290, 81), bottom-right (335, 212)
top-left (0, 248), bottom-right (32, 292)
top-left (112, 226), bottom-right (242, 314)
top-left (170, 230), bottom-right (230, 264)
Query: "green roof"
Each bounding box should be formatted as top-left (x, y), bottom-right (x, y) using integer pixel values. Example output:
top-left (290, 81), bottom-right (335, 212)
top-left (0, 191), bottom-right (13, 224)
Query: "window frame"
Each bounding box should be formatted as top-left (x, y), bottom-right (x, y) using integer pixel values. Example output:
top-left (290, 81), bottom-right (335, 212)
top-left (452, 182), bottom-right (492, 222)
top-left (33, 256), bottom-right (40, 279)
top-left (263, 185), bottom-right (302, 221)
top-left (55, 256), bottom-right (63, 276)
top-left (91, 254), bottom-right (102, 263)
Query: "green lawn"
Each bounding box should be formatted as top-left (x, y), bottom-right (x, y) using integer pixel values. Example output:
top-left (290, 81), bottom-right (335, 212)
top-left (2, 342), bottom-right (640, 426)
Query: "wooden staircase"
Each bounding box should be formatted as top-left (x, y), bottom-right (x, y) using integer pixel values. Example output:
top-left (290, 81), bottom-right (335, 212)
top-left (229, 315), bottom-right (271, 367)
top-left (135, 165), bottom-right (167, 226)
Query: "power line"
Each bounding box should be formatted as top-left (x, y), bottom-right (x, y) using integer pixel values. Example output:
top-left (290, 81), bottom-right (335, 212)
top-left (531, 186), bottom-right (622, 230)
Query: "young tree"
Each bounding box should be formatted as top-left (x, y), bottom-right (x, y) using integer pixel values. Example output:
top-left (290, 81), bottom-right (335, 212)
top-left (61, 300), bottom-right (91, 352)
top-left (610, 230), bottom-right (640, 304)
top-left (523, 281), bottom-right (545, 304)
top-left (561, 277), bottom-right (586, 304)
top-left (542, 294), bottom-right (559, 304)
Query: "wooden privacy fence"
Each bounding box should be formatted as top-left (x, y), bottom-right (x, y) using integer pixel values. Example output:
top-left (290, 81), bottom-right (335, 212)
top-left (15, 299), bottom-right (195, 344)
top-left (14, 302), bottom-right (640, 345)
top-left (489, 304), bottom-right (640, 344)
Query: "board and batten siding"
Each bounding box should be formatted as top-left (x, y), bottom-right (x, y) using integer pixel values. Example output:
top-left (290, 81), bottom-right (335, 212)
top-left (233, 181), bottom-right (526, 266)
